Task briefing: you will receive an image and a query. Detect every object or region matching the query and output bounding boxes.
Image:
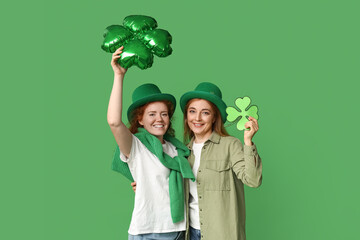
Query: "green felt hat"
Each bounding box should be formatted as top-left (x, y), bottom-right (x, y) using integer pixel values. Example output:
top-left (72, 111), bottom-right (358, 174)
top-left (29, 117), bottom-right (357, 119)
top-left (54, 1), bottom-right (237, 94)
top-left (180, 82), bottom-right (228, 123)
top-left (127, 83), bottom-right (176, 122)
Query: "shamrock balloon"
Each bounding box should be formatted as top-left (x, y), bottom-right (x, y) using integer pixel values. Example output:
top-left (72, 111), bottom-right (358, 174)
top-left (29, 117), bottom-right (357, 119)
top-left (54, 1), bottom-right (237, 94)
top-left (101, 15), bottom-right (173, 69)
top-left (226, 97), bottom-right (259, 131)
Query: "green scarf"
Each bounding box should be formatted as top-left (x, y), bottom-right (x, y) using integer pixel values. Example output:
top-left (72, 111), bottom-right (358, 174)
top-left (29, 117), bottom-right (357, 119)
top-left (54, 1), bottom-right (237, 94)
top-left (111, 128), bottom-right (195, 223)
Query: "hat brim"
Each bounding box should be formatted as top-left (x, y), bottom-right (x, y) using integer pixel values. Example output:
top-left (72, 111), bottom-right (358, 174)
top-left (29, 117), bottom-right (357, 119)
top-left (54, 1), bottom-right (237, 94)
top-left (180, 91), bottom-right (227, 123)
top-left (127, 93), bottom-right (176, 122)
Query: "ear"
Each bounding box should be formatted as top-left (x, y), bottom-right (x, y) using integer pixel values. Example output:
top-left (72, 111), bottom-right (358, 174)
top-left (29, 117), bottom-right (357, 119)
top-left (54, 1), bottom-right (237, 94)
top-left (138, 119), bottom-right (144, 126)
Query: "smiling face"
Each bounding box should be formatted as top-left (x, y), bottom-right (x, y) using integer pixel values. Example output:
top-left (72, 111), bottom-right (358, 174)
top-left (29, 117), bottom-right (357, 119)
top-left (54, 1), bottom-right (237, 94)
top-left (138, 101), bottom-right (170, 142)
top-left (186, 99), bottom-right (216, 142)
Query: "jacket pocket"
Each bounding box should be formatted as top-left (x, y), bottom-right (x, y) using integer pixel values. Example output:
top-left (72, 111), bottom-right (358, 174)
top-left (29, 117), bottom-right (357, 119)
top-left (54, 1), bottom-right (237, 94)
top-left (204, 160), bottom-right (231, 191)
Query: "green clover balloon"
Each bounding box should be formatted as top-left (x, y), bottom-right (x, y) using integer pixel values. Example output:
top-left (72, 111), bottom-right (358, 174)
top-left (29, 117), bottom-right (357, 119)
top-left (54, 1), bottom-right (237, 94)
top-left (226, 97), bottom-right (259, 131)
top-left (101, 15), bottom-right (173, 70)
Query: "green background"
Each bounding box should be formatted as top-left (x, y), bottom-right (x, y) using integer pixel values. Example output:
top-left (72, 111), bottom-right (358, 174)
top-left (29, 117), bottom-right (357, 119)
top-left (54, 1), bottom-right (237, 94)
top-left (2, 0), bottom-right (359, 239)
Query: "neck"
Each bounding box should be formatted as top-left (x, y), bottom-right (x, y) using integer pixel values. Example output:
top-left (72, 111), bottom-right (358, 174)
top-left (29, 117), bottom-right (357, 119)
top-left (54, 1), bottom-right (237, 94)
top-left (194, 131), bottom-right (213, 143)
top-left (156, 135), bottom-right (165, 144)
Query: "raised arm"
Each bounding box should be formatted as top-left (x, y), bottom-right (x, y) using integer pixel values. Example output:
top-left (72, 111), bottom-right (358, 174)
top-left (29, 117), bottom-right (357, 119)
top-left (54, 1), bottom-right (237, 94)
top-left (230, 138), bottom-right (262, 188)
top-left (107, 47), bottom-right (133, 157)
top-left (230, 117), bottom-right (262, 187)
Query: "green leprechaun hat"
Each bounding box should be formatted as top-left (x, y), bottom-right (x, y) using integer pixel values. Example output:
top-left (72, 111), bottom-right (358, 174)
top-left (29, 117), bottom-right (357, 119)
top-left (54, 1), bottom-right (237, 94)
top-left (127, 83), bottom-right (176, 122)
top-left (180, 82), bottom-right (228, 123)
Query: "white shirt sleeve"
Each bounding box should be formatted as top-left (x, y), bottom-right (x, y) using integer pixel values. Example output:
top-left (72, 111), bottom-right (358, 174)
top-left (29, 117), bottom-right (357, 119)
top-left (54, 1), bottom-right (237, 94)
top-left (119, 135), bottom-right (144, 163)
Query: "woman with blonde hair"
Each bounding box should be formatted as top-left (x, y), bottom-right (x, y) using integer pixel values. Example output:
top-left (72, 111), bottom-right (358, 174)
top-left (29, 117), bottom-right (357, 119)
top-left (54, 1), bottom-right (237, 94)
top-left (180, 82), bottom-right (262, 240)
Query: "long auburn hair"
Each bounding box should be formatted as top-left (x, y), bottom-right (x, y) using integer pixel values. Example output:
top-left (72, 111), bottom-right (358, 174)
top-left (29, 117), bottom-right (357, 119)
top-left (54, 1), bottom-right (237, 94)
top-left (183, 98), bottom-right (229, 143)
top-left (128, 100), bottom-right (175, 137)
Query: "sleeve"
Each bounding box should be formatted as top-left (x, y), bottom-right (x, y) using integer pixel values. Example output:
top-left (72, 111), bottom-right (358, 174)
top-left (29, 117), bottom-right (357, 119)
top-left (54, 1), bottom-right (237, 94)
top-left (111, 135), bottom-right (144, 182)
top-left (229, 138), bottom-right (262, 188)
top-left (119, 135), bottom-right (143, 163)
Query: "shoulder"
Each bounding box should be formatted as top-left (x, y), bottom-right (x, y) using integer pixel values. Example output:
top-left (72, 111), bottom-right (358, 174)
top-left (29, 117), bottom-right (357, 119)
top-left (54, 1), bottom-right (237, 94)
top-left (130, 134), bottom-right (148, 153)
top-left (216, 135), bottom-right (244, 154)
top-left (215, 136), bottom-right (244, 160)
top-left (218, 135), bottom-right (242, 145)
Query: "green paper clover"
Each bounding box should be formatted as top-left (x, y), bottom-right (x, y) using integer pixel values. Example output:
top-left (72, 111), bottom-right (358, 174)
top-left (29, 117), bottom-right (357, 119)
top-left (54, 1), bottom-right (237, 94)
top-left (101, 15), bottom-right (172, 70)
top-left (226, 97), bottom-right (259, 131)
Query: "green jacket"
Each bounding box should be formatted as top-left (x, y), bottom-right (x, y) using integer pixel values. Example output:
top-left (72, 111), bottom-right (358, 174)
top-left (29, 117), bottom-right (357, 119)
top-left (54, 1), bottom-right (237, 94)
top-left (184, 132), bottom-right (262, 240)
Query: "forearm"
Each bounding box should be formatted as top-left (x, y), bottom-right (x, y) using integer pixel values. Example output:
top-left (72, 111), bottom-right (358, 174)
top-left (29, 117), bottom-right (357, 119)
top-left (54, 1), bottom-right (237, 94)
top-left (231, 143), bottom-right (263, 188)
top-left (242, 144), bottom-right (262, 187)
top-left (107, 73), bottom-right (132, 157)
top-left (107, 74), bottom-right (125, 126)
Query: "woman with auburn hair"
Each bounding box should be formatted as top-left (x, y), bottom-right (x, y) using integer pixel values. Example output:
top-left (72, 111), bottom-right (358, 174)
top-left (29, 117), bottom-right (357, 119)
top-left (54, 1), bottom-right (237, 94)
top-left (107, 47), bottom-right (194, 240)
top-left (180, 82), bottom-right (263, 240)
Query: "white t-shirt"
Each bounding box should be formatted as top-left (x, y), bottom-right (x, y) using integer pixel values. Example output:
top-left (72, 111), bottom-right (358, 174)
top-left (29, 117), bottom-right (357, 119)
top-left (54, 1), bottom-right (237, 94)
top-left (188, 142), bottom-right (204, 230)
top-left (120, 135), bottom-right (186, 235)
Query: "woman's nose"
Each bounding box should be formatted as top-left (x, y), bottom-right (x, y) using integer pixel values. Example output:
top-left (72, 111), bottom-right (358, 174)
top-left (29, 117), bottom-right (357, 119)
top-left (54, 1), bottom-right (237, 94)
top-left (156, 114), bottom-right (164, 121)
top-left (195, 112), bottom-right (201, 121)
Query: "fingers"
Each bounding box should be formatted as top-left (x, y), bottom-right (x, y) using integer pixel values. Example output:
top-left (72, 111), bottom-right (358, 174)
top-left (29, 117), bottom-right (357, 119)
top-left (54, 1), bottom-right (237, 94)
top-left (111, 47), bottom-right (124, 61)
top-left (114, 46), bottom-right (124, 53)
top-left (244, 121), bottom-right (253, 131)
top-left (113, 46), bottom-right (124, 55)
top-left (112, 53), bottom-right (121, 59)
top-left (245, 120), bottom-right (258, 132)
top-left (112, 51), bottom-right (122, 59)
top-left (131, 182), bottom-right (136, 192)
top-left (247, 116), bottom-right (259, 130)
top-left (244, 117), bottom-right (259, 144)
top-left (248, 116), bottom-right (258, 124)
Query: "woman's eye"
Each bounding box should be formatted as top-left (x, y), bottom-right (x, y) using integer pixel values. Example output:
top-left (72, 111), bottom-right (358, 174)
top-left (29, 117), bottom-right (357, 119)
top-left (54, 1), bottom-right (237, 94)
top-left (189, 110), bottom-right (195, 113)
top-left (203, 112), bottom-right (210, 115)
top-left (149, 113), bottom-right (155, 117)
top-left (162, 113), bottom-right (168, 117)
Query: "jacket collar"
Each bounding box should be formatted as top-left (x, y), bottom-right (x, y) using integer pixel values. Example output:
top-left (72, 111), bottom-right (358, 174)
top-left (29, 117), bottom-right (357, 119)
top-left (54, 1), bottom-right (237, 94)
top-left (186, 131), bottom-right (221, 149)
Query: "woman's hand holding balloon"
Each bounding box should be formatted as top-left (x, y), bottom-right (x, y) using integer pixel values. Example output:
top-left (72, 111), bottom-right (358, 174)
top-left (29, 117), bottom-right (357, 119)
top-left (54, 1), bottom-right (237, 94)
top-left (111, 46), bottom-right (127, 76)
top-left (102, 15), bottom-right (172, 70)
top-left (244, 116), bottom-right (259, 146)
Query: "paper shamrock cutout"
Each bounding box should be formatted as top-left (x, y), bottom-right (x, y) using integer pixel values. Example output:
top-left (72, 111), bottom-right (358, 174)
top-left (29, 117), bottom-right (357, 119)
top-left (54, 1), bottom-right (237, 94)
top-left (226, 97), bottom-right (259, 131)
top-left (101, 15), bottom-right (172, 70)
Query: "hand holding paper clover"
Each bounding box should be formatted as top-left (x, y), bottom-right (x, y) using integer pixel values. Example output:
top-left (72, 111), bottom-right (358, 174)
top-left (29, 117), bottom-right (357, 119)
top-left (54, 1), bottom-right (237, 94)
top-left (226, 97), bottom-right (259, 129)
top-left (101, 15), bottom-right (172, 70)
top-left (226, 96), bottom-right (259, 144)
top-left (243, 116), bottom-right (259, 145)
